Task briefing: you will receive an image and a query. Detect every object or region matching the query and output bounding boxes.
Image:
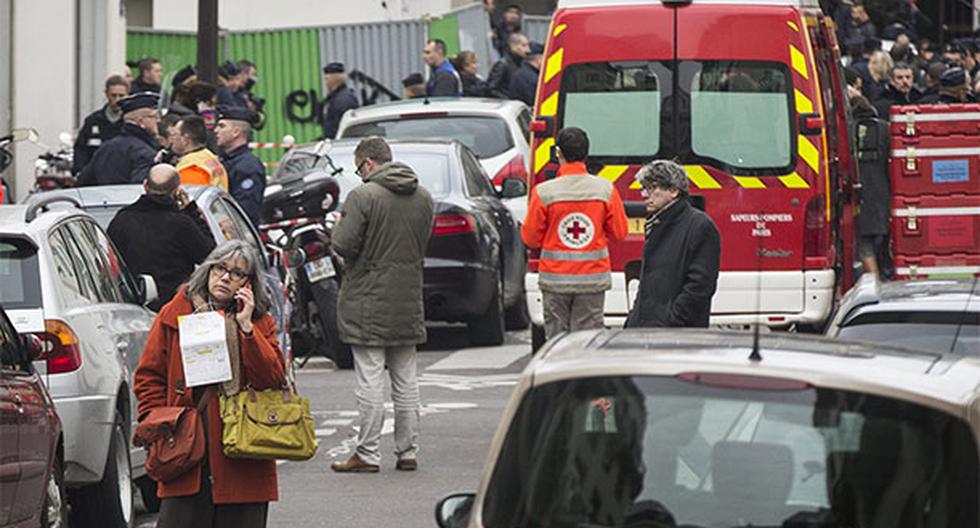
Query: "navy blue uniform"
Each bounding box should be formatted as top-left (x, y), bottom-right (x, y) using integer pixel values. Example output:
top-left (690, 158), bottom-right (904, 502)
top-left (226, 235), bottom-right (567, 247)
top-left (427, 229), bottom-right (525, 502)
top-left (508, 62), bottom-right (539, 107)
top-left (221, 144), bottom-right (266, 224)
top-left (321, 84), bottom-right (359, 139)
top-left (77, 123), bottom-right (160, 186)
top-left (72, 105), bottom-right (124, 174)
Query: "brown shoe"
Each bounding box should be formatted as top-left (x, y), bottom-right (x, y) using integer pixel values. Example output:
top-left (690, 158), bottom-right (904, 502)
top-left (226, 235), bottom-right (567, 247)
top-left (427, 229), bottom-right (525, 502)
top-left (395, 458), bottom-right (418, 471)
top-left (331, 454), bottom-right (379, 473)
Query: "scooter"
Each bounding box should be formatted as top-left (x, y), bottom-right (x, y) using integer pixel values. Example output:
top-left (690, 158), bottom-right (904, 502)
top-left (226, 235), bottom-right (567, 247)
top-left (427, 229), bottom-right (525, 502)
top-left (0, 128), bottom-right (40, 203)
top-left (32, 132), bottom-right (75, 192)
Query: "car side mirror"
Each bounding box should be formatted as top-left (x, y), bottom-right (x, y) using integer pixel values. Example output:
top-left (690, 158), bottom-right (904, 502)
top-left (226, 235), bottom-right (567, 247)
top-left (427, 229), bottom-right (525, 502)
top-left (499, 178), bottom-right (528, 199)
top-left (435, 493), bottom-right (475, 528)
top-left (139, 274), bottom-right (159, 307)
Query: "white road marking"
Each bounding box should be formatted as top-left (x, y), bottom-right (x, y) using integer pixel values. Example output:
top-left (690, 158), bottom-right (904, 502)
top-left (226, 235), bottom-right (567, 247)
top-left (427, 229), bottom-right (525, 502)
top-left (426, 344), bottom-right (529, 371)
top-left (315, 428), bottom-right (337, 437)
top-left (419, 372), bottom-right (519, 391)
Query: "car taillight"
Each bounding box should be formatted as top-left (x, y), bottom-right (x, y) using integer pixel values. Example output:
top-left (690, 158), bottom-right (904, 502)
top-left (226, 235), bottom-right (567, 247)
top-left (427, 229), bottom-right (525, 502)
top-left (677, 372), bottom-right (811, 391)
top-left (492, 154), bottom-right (528, 185)
top-left (33, 320), bottom-right (82, 374)
top-left (803, 194), bottom-right (829, 269)
top-left (432, 213), bottom-right (475, 236)
top-left (303, 241), bottom-right (327, 260)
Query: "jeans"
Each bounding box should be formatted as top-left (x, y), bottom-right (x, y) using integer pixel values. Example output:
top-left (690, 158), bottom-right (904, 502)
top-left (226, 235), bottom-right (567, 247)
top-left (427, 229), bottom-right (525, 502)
top-left (351, 345), bottom-right (420, 465)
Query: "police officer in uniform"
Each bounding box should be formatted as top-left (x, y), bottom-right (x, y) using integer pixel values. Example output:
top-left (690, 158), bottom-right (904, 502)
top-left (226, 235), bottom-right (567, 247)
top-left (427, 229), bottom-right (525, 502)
top-left (73, 75), bottom-right (129, 174)
top-left (77, 92), bottom-right (162, 186)
top-left (321, 62), bottom-right (360, 139)
top-left (215, 106), bottom-right (266, 224)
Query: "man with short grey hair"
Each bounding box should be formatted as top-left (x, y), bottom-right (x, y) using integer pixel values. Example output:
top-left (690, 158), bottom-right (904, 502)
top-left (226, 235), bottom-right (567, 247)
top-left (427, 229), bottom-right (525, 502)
top-left (626, 160), bottom-right (720, 328)
top-left (331, 136), bottom-right (433, 473)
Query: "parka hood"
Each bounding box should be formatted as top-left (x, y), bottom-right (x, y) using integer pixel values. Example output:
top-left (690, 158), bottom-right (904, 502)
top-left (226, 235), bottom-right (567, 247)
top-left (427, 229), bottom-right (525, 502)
top-left (366, 161), bottom-right (419, 195)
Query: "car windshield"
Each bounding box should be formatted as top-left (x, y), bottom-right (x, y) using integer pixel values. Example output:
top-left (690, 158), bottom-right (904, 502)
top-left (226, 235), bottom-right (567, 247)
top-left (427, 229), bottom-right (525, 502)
top-left (837, 311), bottom-right (980, 355)
top-left (482, 375), bottom-right (977, 528)
top-left (341, 116), bottom-right (513, 158)
top-left (559, 60), bottom-right (794, 174)
top-left (316, 151), bottom-right (452, 201)
top-left (0, 238), bottom-right (43, 310)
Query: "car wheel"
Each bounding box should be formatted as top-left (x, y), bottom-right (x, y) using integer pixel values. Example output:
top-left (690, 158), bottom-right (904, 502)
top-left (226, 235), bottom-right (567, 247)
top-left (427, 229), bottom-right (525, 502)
top-left (531, 323), bottom-right (546, 353)
top-left (136, 476), bottom-right (161, 513)
top-left (504, 287), bottom-right (530, 331)
top-left (468, 272), bottom-right (505, 346)
top-left (41, 449), bottom-right (67, 528)
top-left (69, 411), bottom-right (134, 528)
top-left (312, 277), bottom-right (353, 369)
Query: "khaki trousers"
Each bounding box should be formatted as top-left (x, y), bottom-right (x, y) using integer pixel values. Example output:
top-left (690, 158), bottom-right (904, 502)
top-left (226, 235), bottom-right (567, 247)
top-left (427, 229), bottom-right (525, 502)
top-left (542, 291), bottom-right (605, 340)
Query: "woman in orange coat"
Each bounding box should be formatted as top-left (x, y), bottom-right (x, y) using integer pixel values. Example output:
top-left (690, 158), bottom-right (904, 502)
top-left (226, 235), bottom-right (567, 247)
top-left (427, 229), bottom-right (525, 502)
top-left (134, 239), bottom-right (286, 528)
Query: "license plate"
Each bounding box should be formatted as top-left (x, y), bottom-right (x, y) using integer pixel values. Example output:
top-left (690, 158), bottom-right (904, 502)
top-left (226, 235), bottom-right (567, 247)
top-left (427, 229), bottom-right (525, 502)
top-left (304, 256), bottom-right (336, 283)
top-left (628, 218), bottom-right (646, 235)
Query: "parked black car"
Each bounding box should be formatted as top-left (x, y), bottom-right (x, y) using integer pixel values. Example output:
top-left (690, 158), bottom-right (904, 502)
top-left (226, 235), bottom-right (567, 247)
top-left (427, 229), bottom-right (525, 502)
top-left (272, 139), bottom-right (529, 345)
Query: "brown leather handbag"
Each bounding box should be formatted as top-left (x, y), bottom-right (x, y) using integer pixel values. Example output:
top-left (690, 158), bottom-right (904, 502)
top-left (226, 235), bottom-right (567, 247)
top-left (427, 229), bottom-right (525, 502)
top-left (132, 392), bottom-right (210, 483)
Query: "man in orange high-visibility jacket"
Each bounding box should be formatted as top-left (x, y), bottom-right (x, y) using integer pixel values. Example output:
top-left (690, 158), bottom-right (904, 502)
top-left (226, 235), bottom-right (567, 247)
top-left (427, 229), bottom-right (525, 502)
top-left (170, 115), bottom-right (229, 191)
top-left (522, 127), bottom-right (628, 340)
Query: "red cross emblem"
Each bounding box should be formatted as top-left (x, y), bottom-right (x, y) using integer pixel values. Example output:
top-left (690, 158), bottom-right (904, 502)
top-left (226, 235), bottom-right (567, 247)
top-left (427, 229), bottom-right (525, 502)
top-left (557, 212), bottom-right (594, 249)
top-left (566, 220), bottom-right (587, 240)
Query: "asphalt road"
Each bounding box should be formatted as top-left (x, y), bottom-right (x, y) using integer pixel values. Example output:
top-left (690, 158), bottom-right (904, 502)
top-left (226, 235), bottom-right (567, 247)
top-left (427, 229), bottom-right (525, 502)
top-left (135, 325), bottom-right (531, 528)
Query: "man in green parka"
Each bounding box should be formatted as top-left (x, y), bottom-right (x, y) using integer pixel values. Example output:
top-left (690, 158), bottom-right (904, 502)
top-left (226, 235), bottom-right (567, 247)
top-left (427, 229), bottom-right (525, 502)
top-left (330, 136), bottom-right (433, 473)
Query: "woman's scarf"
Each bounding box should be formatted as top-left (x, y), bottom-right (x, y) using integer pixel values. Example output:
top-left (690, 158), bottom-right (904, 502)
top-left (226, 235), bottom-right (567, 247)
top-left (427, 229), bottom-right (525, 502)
top-left (189, 292), bottom-right (241, 397)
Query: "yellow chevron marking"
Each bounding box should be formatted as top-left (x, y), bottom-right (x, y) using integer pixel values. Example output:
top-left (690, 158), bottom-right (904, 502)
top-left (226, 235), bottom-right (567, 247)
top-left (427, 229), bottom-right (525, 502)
top-left (597, 165), bottom-right (627, 184)
top-left (684, 165), bottom-right (722, 189)
top-left (553, 24), bottom-right (567, 37)
top-left (534, 138), bottom-right (555, 173)
top-left (539, 92), bottom-right (559, 117)
top-left (798, 134), bottom-right (819, 172)
top-left (779, 172), bottom-right (810, 189)
top-left (790, 45), bottom-right (808, 79)
top-left (734, 176), bottom-right (766, 189)
top-left (794, 89), bottom-right (813, 114)
top-left (787, 20), bottom-right (799, 32)
top-left (629, 179), bottom-right (642, 190)
top-left (545, 48), bottom-right (564, 83)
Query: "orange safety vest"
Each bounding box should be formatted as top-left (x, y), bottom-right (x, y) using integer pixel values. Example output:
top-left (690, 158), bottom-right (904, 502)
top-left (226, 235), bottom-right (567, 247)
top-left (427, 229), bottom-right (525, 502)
top-left (521, 161), bottom-right (629, 293)
top-left (176, 148), bottom-right (229, 191)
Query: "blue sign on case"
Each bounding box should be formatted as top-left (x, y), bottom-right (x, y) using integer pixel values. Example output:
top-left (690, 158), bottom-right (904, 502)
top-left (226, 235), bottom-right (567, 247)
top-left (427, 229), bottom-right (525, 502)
top-left (932, 159), bottom-right (970, 183)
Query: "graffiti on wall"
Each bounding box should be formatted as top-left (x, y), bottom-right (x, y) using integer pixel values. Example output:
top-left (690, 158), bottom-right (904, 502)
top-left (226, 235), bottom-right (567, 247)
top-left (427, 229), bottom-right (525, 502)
top-left (283, 70), bottom-right (403, 126)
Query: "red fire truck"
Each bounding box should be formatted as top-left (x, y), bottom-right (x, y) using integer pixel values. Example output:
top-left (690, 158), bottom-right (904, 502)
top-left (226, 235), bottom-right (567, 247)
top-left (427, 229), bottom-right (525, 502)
top-left (525, 0), bottom-right (860, 345)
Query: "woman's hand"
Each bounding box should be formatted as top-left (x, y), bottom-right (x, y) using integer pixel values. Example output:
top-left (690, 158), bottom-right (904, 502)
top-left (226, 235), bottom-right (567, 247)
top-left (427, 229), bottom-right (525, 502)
top-left (235, 283), bottom-right (254, 334)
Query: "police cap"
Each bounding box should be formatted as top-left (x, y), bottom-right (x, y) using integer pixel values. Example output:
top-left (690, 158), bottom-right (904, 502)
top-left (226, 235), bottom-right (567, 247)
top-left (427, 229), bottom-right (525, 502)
top-left (119, 92), bottom-right (160, 113)
top-left (323, 62), bottom-right (345, 74)
top-left (218, 60), bottom-right (241, 79)
top-left (217, 105), bottom-right (257, 125)
top-left (939, 67), bottom-right (967, 87)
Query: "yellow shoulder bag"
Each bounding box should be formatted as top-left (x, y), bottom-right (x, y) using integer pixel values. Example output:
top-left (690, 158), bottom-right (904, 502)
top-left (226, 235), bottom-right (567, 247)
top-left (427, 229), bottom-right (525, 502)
top-left (220, 385), bottom-right (318, 461)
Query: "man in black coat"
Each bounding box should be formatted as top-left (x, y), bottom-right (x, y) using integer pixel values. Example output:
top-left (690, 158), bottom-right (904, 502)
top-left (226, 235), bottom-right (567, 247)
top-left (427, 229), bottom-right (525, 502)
top-left (321, 62), bottom-right (360, 139)
top-left (626, 160), bottom-right (721, 328)
top-left (107, 164), bottom-right (215, 311)
top-left (73, 75), bottom-right (129, 174)
top-left (872, 62), bottom-right (921, 118)
top-left (508, 42), bottom-right (543, 106)
top-left (77, 92), bottom-right (162, 186)
top-left (487, 32), bottom-right (528, 99)
top-left (216, 106), bottom-right (266, 224)
top-left (130, 58), bottom-right (162, 94)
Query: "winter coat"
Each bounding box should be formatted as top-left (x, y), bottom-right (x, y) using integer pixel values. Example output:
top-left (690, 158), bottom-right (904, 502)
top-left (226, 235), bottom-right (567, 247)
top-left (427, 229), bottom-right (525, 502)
top-left (487, 53), bottom-right (522, 99)
top-left (130, 78), bottom-right (161, 94)
top-left (72, 105), bottom-right (124, 174)
top-left (321, 84), bottom-right (360, 139)
top-left (107, 195), bottom-right (215, 310)
top-left (133, 286), bottom-right (285, 503)
top-left (427, 61), bottom-right (463, 97)
top-left (461, 72), bottom-right (490, 98)
top-left (872, 84), bottom-right (921, 118)
top-left (855, 116), bottom-right (891, 237)
top-left (626, 198), bottom-right (721, 328)
top-left (332, 162), bottom-right (433, 346)
top-left (221, 144), bottom-right (267, 225)
top-left (508, 62), bottom-right (539, 107)
top-left (77, 123), bottom-right (160, 186)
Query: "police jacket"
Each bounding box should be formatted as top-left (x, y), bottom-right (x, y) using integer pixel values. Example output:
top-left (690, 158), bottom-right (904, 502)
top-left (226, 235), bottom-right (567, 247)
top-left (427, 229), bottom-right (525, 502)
top-left (626, 198), bottom-right (720, 328)
top-left (321, 84), bottom-right (360, 139)
top-left (72, 105), bottom-right (124, 174)
top-left (487, 52), bottom-right (522, 99)
top-left (77, 123), bottom-right (160, 187)
top-left (508, 62), bottom-right (539, 107)
top-left (427, 61), bottom-right (463, 97)
top-left (106, 194), bottom-right (215, 311)
top-left (521, 161), bottom-right (629, 294)
top-left (221, 144), bottom-right (267, 225)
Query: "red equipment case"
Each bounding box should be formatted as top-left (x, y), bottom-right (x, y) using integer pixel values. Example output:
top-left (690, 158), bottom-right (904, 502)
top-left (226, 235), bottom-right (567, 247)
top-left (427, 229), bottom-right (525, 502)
top-left (890, 134), bottom-right (980, 197)
top-left (894, 254), bottom-right (980, 280)
top-left (890, 103), bottom-right (980, 137)
top-left (891, 194), bottom-right (980, 257)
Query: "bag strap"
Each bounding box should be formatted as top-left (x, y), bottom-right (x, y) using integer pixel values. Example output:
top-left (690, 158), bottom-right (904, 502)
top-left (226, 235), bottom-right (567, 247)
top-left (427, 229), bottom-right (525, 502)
top-left (195, 386), bottom-right (216, 413)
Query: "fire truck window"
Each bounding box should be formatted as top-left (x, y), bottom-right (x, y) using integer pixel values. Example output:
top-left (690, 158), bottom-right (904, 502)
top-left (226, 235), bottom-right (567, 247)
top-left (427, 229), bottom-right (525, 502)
top-left (689, 61), bottom-right (792, 171)
top-left (561, 62), bottom-right (663, 159)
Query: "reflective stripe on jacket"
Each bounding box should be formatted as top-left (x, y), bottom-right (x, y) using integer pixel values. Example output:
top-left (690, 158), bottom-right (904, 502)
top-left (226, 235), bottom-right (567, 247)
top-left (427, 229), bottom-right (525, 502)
top-left (176, 148), bottom-right (229, 191)
top-left (521, 161), bottom-right (629, 293)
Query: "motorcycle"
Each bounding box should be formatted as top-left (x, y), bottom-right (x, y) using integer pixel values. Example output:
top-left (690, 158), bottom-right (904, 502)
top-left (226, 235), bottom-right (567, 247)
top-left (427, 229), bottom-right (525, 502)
top-left (32, 132), bottom-right (75, 192)
top-left (260, 157), bottom-right (352, 369)
top-left (0, 128), bottom-right (40, 203)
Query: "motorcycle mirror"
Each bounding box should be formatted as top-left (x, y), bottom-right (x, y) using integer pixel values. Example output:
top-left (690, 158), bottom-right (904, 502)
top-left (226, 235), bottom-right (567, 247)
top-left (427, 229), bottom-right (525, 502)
top-left (58, 132), bottom-right (73, 147)
top-left (11, 128), bottom-right (39, 143)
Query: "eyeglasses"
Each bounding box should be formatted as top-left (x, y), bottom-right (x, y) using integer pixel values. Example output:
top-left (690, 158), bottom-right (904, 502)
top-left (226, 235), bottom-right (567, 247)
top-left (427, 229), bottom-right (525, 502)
top-left (355, 159), bottom-right (369, 177)
top-left (211, 263), bottom-right (249, 282)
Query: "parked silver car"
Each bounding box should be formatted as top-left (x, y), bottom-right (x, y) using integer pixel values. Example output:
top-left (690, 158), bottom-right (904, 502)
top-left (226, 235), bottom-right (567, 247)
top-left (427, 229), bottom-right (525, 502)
top-left (1, 201), bottom-right (158, 527)
top-left (437, 329), bottom-right (980, 528)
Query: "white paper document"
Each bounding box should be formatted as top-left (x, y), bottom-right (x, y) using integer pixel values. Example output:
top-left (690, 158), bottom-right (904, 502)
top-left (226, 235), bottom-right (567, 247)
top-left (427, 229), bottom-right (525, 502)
top-left (178, 311), bottom-right (232, 387)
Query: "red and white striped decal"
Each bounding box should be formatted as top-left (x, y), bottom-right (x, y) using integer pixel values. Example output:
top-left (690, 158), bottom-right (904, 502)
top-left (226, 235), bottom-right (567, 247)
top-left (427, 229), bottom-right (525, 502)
top-left (248, 142), bottom-right (294, 149)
